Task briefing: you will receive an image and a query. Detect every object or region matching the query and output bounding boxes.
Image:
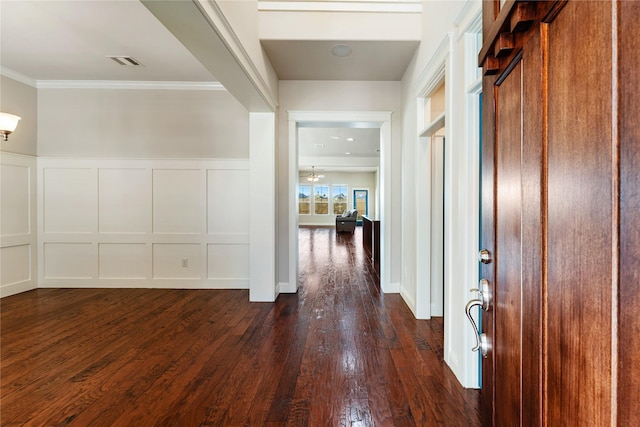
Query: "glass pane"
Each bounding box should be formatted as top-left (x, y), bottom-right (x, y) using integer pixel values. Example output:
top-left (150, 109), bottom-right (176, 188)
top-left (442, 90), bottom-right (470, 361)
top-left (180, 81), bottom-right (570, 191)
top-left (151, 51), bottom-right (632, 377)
top-left (353, 189), bottom-right (368, 222)
top-left (332, 185), bottom-right (348, 215)
top-left (314, 185), bottom-right (329, 215)
top-left (298, 185), bottom-right (311, 214)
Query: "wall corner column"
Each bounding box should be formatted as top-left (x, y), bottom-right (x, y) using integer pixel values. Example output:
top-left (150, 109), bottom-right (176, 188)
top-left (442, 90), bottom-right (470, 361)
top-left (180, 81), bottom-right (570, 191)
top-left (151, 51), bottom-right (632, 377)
top-left (249, 112), bottom-right (277, 301)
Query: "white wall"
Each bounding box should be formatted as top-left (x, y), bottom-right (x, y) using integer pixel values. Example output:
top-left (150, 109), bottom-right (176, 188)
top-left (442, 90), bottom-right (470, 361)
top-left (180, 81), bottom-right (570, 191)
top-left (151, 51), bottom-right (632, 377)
top-left (298, 171), bottom-right (377, 226)
top-left (38, 158), bottom-right (249, 289)
top-left (0, 76), bottom-right (37, 156)
top-left (34, 85), bottom-right (252, 290)
top-left (277, 80), bottom-right (402, 289)
top-left (1, 153), bottom-right (38, 297)
top-left (400, 0), bottom-right (482, 387)
top-left (1, 76), bottom-right (38, 297)
top-left (37, 87), bottom-right (249, 158)
top-left (0, 76), bottom-right (254, 297)
top-left (259, 8), bottom-right (421, 41)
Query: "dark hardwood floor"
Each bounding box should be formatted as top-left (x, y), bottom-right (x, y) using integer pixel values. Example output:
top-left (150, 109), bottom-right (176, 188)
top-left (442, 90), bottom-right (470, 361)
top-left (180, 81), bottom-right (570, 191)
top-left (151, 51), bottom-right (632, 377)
top-left (1, 226), bottom-right (480, 426)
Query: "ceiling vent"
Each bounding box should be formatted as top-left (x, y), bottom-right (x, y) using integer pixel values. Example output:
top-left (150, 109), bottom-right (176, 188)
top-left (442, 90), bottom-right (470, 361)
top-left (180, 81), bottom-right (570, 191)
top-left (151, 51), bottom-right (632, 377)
top-left (108, 56), bottom-right (144, 67)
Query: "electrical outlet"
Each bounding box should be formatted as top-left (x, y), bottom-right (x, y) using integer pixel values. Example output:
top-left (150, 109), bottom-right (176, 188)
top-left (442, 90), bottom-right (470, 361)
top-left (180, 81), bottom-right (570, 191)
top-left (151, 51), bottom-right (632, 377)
top-left (181, 258), bottom-right (189, 268)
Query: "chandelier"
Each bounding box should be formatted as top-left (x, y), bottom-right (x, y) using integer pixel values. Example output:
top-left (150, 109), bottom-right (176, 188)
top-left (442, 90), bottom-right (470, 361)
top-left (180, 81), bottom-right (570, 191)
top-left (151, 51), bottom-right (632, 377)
top-left (306, 166), bottom-right (325, 182)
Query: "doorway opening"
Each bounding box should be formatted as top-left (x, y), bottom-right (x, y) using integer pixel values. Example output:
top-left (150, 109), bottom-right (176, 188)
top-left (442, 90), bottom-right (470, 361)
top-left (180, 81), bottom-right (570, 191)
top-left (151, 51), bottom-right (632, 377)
top-left (417, 80), bottom-right (447, 319)
top-left (287, 111), bottom-right (392, 294)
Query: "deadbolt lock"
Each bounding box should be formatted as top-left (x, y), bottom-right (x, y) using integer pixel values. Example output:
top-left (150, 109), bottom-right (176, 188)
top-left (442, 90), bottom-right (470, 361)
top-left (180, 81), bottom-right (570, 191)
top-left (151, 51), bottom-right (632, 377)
top-left (478, 249), bottom-right (492, 264)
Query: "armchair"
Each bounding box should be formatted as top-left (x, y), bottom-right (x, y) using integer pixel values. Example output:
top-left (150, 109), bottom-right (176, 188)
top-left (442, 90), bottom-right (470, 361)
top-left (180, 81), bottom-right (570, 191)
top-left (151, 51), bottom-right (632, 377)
top-left (336, 209), bottom-right (358, 233)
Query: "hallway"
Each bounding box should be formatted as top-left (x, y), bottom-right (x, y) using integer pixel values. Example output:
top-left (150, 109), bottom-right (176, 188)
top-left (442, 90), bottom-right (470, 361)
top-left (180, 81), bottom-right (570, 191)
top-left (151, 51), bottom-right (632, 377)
top-left (1, 226), bottom-right (480, 426)
top-left (296, 226), bottom-right (480, 425)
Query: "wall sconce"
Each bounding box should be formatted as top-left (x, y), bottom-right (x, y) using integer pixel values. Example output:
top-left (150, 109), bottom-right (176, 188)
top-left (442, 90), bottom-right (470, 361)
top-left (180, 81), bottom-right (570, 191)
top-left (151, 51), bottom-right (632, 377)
top-left (0, 112), bottom-right (21, 141)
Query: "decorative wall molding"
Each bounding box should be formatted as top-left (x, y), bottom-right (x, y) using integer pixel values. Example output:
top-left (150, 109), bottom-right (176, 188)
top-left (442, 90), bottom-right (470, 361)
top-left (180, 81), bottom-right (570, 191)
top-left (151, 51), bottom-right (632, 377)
top-left (37, 81), bottom-right (226, 91)
top-left (37, 157), bottom-right (250, 290)
top-left (0, 67), bottom-right (225, 91)
top-left (0, 153), bottom-right (38, 297)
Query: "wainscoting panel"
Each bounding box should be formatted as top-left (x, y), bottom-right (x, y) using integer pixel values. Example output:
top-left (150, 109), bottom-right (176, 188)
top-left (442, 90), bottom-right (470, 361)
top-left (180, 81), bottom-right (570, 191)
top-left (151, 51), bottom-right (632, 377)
top-left (0, 244), bottom-right (31, 286)
top-left (98, 168), bottom-right (149, 234)
top-left (207, 243), bottom-right (250, 280)
top-left (207, 169), bottom-right (249, 235)
top-left (152, 169), bottom-right (205, 235)
top-left (1, 163), bottom-right (30, 236)
top-left (44, 242), bottom-right (95, 279)
top-left (43, 168), bottom-right (96, 233)
top-left (153, 243), bottom-right (202, 279)
top-left (38, 158), bottom-right (249, 289)
top-left (98, 243), bottom-right (147, 279)
top-left (1, 153), bottom-right (37, 297)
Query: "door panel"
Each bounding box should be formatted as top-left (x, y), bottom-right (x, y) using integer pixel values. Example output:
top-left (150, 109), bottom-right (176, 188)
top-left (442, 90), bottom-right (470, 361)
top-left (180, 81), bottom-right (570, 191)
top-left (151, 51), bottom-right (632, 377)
top-left (619, 2), bottom-right (640, 423)
top-left (495, 60), bottom-right (523, 427)
top-left (520, 26), bottom-right (543, 427)
top-left (479, 1), bottom-right (635, 425)
top-left (546, 2), bottom-right (613, 424)
top-left (480, 72), bottom-right (496, 427)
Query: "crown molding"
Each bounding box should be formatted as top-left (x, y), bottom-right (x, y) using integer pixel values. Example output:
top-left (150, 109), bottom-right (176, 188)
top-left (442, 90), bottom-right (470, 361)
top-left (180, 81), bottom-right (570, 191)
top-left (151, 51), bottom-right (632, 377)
top-left (36, 80), bottom-right (225, 90)
top-left (0, 67), bottom-right (37, 87)
top-left (0, 66), bottom-right (225, 91)
top-left (259, 1), bottom-right (422, 13)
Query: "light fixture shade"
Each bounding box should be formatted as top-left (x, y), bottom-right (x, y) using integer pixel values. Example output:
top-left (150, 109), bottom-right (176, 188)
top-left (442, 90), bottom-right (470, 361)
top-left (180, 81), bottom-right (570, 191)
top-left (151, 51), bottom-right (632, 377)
top-left (0, 112), bottom-right (21, 133)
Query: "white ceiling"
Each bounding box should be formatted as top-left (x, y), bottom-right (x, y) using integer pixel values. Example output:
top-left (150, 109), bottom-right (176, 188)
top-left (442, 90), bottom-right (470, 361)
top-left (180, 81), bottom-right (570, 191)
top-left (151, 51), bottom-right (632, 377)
top-left (299, 127), bottom-right (379, 158)
top-left (1, 0), bottom-right (403, 168)
top-left (261, 40), bottom-right (419, 81)
top-left (0, 0), bottom-right (215, 82)
top-left (298, 126), bottom-right (380, 171)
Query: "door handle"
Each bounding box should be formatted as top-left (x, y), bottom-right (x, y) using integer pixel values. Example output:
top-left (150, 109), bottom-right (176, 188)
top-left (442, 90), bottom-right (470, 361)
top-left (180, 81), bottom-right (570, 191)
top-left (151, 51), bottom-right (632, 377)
top-left (466, 297), bottom-right (491, 358)
top-left (470, 278), bottom-right (492, 311)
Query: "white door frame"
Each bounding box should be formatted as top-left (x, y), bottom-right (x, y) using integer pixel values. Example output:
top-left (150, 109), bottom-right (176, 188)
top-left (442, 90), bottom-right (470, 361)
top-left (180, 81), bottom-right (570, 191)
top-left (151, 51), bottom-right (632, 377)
top-left (352, 187), bottom-right (371, 220)
top-left (287, 111), bottom-right (392, 293)
top-left (414, 33), bottom-right (453, 320)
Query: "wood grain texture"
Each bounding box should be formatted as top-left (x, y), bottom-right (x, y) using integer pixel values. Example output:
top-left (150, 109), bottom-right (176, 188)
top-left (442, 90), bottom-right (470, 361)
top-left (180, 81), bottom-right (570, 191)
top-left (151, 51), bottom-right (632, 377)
top-left (495, 59), bottom-right (524, 427)
top-left (618, 1), bottom-right (640, 423)
top-left (546, 1), bottom-right (613, 424)
top-left (521, 25), bottom-right (544, 427)
top-left (480, 67), bottom-right (498, 427)
top-left (1, 226), bottom-right (480, 426)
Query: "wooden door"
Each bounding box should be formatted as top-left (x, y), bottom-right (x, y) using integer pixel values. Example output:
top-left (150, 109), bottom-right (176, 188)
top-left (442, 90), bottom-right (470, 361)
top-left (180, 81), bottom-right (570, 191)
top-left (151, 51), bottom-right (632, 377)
top-left (480, 33), bottom-right (544, 427)
top-left (478, 1), bottom-right (640, 425)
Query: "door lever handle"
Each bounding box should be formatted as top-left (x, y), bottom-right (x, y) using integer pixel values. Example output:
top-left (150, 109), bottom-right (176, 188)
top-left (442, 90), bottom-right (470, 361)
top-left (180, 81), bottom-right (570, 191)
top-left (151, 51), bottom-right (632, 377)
top-left (470, 278), bottom-right (492, 311)
top-left (465, 299), bottom-right (483, 352)
top-left (465, 297), bottom-right (491, 358)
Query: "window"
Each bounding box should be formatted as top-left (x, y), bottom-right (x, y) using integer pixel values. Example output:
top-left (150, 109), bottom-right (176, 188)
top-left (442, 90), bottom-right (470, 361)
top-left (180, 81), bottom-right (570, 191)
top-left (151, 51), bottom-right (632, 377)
top-left (332, 185), bottom-right (348, 214)
top-left (298, 185), bottom-right (311, 214)
top-left (314, 185), bottom-right (329, 215)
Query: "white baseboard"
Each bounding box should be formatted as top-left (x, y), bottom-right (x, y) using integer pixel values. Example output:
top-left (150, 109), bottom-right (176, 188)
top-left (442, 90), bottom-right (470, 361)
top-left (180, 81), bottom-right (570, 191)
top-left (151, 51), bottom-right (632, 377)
top-left (400, 285), bottom-right (418, 317)
top-left (38, 278), bottom-right (249, 290)
top-left (0, 281), bottom-right (37, 298)
top-left (384, 281), bottom-right (401, 293)
top-left (278, 281), bottom-right (297, 293)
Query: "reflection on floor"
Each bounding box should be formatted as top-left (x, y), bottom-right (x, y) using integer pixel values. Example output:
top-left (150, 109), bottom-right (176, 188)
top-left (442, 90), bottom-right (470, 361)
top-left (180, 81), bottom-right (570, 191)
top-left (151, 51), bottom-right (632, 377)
top-left (0, 225), bottom-right (480, 426)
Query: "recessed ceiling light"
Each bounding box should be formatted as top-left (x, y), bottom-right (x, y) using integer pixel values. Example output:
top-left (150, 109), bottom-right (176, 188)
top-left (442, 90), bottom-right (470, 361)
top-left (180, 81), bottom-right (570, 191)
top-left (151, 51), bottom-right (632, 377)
top-left (314, 144), bottom-right (325, 149)
top-left (345, 137), bottom-right (355, 142)
top-left (330, 136), bottom-right (340, 140)
top-left (345, 152), bottom-right (351, 155)
top-left (331, 44), bottom-right (352, 57)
